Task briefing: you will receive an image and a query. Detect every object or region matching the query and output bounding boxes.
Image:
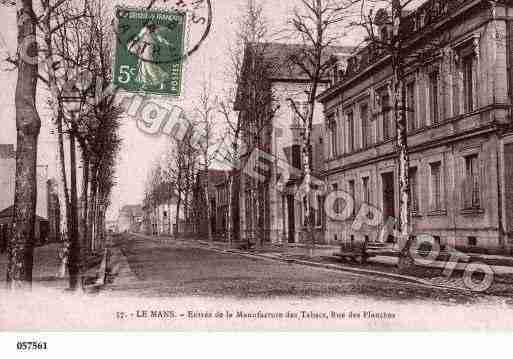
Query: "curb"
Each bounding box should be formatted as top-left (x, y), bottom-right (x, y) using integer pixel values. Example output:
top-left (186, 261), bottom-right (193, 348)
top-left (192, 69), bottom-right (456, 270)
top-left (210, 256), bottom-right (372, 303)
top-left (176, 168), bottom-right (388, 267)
top-left (200, 244), bottom-right (471, 294)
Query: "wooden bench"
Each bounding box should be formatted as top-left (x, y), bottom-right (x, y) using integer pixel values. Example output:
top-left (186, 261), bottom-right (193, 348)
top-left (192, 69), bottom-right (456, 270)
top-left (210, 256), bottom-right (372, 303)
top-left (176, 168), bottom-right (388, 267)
top-left (335, 240), bottom-right (471, 265)
top-left (334, 241), bottom-right (373, 264)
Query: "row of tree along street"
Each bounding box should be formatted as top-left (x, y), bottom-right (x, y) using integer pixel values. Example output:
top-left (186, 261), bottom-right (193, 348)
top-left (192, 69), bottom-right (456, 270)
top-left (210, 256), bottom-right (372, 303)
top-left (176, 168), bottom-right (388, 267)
top-left (1, 0), bottom-right (125, 290)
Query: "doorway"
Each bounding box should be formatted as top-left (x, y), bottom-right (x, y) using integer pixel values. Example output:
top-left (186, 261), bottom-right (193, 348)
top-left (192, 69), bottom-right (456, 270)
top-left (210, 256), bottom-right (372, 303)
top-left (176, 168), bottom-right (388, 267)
top-left (287, 194), bottom-right (295, 243)
top-left (382, 172), bottom-right (396, 243)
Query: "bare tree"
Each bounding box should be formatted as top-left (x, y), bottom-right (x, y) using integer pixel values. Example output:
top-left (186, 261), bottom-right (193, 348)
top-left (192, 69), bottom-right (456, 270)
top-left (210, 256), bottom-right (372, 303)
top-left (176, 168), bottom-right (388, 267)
top-left (195, 77), bottom-right (219, 242)
top-left (217, 0), bottom-right (265, 245)
top-left (2, 0), bottom-right (42, 289)
top-left (218, 101), bottom-right (240, 244)
top-left (181, 128), bottom-right (199, 232)
top-left (1, 0), bottom-right (121, 288)
top-left (161, 145), bottom-right (182, 235)
top-left (144, 162), bottom-right (165, 235)
top-left (159, 127), bottom-right (198, 237)
top-left (229, 0), bottom-right (280, 247)
top-left (358, 0), bottom-right (453, 268)
top-left (1, 0), bottom-right (82, 288)
top-left (45, 0), bottom-right (121, 289)
top-left (287, 0), bottom-right (357, 254)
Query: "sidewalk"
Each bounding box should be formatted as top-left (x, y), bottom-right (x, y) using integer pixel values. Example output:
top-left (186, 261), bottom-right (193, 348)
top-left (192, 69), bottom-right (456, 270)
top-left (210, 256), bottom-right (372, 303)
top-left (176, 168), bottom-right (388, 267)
top-left (0, 243), bottom-right (68, 290)
top-left (0, 242), bottom-right (106, 291)
top-left (142, 233), bottom-right (513, 296)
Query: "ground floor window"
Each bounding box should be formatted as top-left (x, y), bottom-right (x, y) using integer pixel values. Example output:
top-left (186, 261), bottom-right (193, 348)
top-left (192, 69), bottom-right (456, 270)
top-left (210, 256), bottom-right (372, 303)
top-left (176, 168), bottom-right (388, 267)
top-left (430, 161), bottom-right (442, 211)
top-left (464, 154), bottom-right (480, 209)
top-left (409, 167), bottom-right (419, 214)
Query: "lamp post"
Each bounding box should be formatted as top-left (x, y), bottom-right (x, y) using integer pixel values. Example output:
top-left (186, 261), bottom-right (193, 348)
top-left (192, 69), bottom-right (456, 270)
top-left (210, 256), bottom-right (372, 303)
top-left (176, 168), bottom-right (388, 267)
top-left (62, 88), bottom-right (82, 290)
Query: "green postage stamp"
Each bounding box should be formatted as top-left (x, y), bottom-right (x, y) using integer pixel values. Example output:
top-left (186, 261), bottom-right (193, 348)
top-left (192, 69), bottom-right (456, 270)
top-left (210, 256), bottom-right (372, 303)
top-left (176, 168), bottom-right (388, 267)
top-left (113, 7), bottom-right (186, 96)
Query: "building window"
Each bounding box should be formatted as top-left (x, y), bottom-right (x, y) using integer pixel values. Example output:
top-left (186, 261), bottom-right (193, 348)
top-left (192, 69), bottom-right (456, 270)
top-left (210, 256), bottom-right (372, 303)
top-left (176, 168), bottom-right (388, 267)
top-left (464, 154), bottom-right (481, 209)
top-left (381, 93), bottom-right (391, 140)
top-left (430, 161), bottom-right (442, 211)
top-left (434, 235), bottom-right (442, 249)
top-left (316, 195), bottom-right (325, 227)
top-left (348, 179), bottom-right (356, 217)
top-left (468, 236), bottom-right (478, 246)
top-left (429, 71), bottom-right (439, 125)
top-left (245, 190), bottom-right (253, 230)
top-left (292, 144), bottom-right (301, 169)
top-left (292, 101), bottom-right (308, 126)
top-left (409, 167), bottom-right (419, 214)
top-left (463, 55), bottom-right (474, 113)
top-left (360, 104), bottom-right (370, 148)
top-left (362, 176), bottom-right (370, 204)
top-left (332, 183), bottom-right (339, 213)
top-left (406, 81), bottom-right (416, 132)
top-left (329, 115), bottom-right (338, 158)
top-left (381, 27), bottom-right (388, 43)
top-left (347, 111), bottom-right (355, 152)
top-left (302, 196), bottom-right (312, 227)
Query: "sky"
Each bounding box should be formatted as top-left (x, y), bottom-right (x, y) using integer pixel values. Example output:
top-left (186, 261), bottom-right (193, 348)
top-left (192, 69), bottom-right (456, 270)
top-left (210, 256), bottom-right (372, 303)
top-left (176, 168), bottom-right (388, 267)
top-left (0, 0), bottom-right (380, 220)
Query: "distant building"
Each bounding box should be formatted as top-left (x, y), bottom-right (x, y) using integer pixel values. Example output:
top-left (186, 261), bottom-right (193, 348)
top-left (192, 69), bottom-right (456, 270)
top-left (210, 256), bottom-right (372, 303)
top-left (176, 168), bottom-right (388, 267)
top-left (191, 169), bottom-right (239, 241)
top-left (0, 206), bottom-right (49, 245)
top-left (214, 170), bottom-right (240, 241)
top-left (141, 182), bottom-right (184, 236)
top-left (235, 42), bottom-right (351, 244)
top-left (0, 144), bottom-right (60, 244)
top-left (117, 205), bottom-right (143, 233)
top-left (105, 220), bottom-right (118, 233)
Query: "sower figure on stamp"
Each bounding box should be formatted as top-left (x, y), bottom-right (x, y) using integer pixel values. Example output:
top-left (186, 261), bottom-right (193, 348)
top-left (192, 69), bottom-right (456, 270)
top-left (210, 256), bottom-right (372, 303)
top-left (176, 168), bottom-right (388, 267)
top-left (128, 23), bottom-right (175, 91)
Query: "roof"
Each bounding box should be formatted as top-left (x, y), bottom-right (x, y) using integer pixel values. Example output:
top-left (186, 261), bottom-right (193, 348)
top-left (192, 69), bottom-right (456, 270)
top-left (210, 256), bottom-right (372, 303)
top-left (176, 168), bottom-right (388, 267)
top-left (0, 144), bottom-right (15, 159)
top-left (318, 0), bottom-right (481, 102)
top-left (151, 182), bottom-right (177, 203)
top-left (196, 169), bottom-right (230, 186)
top-left (0, 205), bottom-right (47, 221)
top-left (235, 42), bottom-right (354, 110)
top-left (120, 205), bottom-right (143, 217)
top-left (255, 42), bottom-right (353, 81)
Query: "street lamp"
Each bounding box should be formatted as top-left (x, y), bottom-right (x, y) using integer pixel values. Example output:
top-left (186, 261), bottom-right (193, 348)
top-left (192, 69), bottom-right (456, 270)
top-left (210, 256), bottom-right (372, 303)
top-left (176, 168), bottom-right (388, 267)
top-left (61, 85), bottom-right (83, 291)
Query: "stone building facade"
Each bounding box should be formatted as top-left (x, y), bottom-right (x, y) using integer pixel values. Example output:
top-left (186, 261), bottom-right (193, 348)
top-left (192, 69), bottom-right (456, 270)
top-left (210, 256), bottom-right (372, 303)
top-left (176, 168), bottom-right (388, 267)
top-left (236, 43), bottom-right (351, 245)
top-left (317, 0), bottom-right (513, 254)
top-left (118, 204), bottom-right (143, 233)
top-left (191, 169), bottom-right (235, 240)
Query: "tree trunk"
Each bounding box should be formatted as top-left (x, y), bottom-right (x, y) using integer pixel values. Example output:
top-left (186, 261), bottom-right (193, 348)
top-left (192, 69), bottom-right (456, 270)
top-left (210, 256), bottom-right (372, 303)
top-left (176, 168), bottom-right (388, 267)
top-left (175, 194), bottom-right (181, 236)
top-left (57, 113), bottom-right (72, 241)
top-left (391, 0), bottom-right (413, 271)
top-left (205, 186), bottom-right (212, 241)
top-left (87, 170), bottom-right (98, 252)
top-left (95, 199), bottom-right (102, 249)
top-left (68, 132), bottom-right (81, 290)
top-left (95, 197), bottom-right (103, 249)
top-left (7, 0), bottom-right (41, 289)
top-left (167, 199), bottom-right (171, 235)
top-left (154, 204), bottom-right (159, 235)
top-left (227, 176), bottom-right (233, 245)
top-left (79, 157), bottom-right (89, 256)
top-left (184, 191), bottom-right (189, 231)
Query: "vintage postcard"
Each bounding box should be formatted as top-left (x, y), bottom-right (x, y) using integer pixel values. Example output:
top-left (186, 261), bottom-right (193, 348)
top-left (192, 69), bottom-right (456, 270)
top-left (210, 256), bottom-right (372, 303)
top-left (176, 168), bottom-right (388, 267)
top-left (1, 0), bottom-right (513, 340)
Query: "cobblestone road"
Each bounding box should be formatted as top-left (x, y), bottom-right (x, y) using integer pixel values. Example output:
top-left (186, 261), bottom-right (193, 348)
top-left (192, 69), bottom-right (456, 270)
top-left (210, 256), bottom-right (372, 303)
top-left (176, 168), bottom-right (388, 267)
top-left (110, 234), bottom-right (509, 306)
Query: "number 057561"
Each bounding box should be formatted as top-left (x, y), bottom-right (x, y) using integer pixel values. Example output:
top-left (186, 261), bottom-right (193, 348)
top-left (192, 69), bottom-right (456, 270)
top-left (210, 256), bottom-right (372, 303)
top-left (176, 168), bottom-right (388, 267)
top-left (17, 341), bottom-right (48, 351)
